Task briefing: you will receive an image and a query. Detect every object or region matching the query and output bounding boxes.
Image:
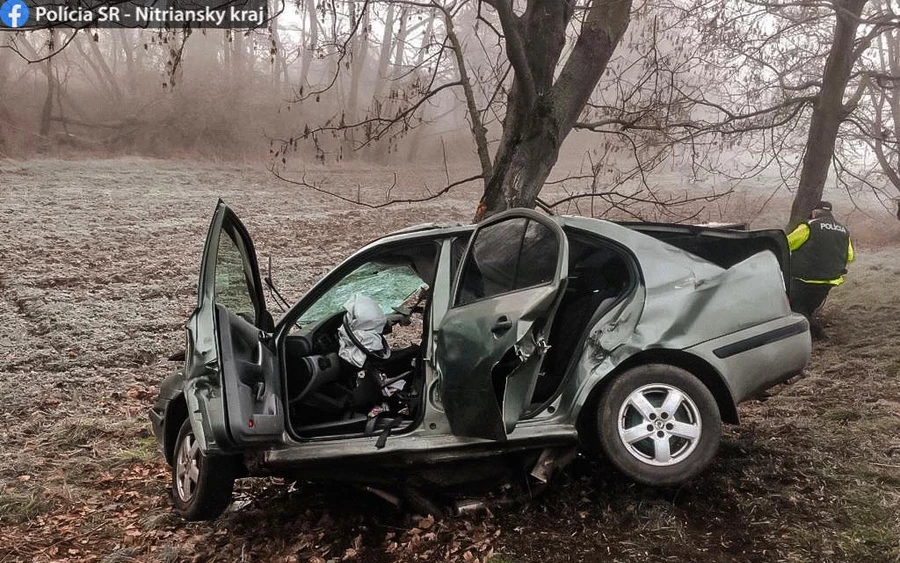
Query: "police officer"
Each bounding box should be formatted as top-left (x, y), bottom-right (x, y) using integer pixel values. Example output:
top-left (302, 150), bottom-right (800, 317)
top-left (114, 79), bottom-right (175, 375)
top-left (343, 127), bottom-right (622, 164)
top-left (787, 201), bottom-right (855, 339)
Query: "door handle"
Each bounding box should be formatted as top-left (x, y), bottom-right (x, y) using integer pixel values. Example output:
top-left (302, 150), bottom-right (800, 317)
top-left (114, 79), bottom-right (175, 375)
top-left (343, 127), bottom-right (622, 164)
top-left (491, 316), bottom-right (513, 334)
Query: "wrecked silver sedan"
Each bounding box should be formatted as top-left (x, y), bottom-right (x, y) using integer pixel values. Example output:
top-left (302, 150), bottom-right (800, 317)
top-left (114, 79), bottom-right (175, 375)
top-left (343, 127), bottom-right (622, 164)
top-left (150, 203), bottom-right (811, 520)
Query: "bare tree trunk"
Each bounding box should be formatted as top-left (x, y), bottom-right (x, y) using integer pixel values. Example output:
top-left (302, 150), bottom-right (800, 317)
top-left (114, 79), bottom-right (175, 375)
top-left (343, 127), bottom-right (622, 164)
top-left (446, 12), bottom-right (492, 183)
top-left (119, 30), bottom-right (137, 94)
top-left (405, 11), bottom-right (435, 161)
top-left (870, 23), bottom-right (900, 209)
top-left (347, 4), bottom-right (369, 121)
top-left (270, 5), bottom-right (283, 86)
top-left (475, 0), bottom-right (632, 220)
top-left (88, 33), bottom-right (123, 100)
top-left (344, 1), bottom-right (369, 158)
top-left (223, 29), bottom-right (232, 75)
top-left (299, 0), bottom-right (317, 88)
top-left (789, 0), bottom-right (867, 227)
top-left (232, 30), bottom-right (245, 81)
top-left (414, 12), bottom-right (434, 68)
top-left (110, 30), bottom-right (118, 75)
top-left (134, 29), bottom-right (145, 76)
top-left (172, 32), bottom-right (188, 89)
top-left (18, 31), bottom-right (93, 131)
top-left (39, 31), bottom-right (56, 137)
top-left (371, 4), bottom-right (395, 103)
top-left (0, 35), bottom-right (10, 93)
top-left (75, 34), bottom-right (122, 100)
top-left (0, 36), bottom-right (14, 153)
top-left (391, 8), bottom-right (407, 74)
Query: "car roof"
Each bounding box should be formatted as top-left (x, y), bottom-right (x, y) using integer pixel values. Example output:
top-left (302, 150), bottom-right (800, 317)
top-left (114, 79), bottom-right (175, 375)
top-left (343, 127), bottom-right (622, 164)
top-left (388, 222), bottom-right (470, 235)
top-left (361, 222), bottom-right (475, 252)
top-left (376, 215), bottom-right (639, 247)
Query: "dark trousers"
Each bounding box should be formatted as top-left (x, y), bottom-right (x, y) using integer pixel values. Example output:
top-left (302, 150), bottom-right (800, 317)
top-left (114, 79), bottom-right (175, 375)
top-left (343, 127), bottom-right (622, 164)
top-left (789, 280), bottom-right (833, 338)
top-left (789, 281), bottom-right (832, 317)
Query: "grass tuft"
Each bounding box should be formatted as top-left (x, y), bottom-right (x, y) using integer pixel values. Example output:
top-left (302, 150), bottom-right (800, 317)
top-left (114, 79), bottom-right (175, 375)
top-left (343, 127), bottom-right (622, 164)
top-left (823, 408), bottom-right (863, 422)
top-left (0, 490), bottom-right (50, 524)
top-left (111, 436), bottom-right (159, 465)
top-left (835, 487), bottom-right (900, 562)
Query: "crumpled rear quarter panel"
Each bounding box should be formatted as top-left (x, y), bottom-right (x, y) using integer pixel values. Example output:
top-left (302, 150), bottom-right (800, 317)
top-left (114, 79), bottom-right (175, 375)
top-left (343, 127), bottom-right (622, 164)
top-left (556, 218), bottom-right (806, 420)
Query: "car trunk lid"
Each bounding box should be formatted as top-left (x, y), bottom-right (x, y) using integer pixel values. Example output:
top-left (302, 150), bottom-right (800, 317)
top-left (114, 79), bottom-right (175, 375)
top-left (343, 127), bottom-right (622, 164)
top-left (617, 222), bottom-right (791, 292)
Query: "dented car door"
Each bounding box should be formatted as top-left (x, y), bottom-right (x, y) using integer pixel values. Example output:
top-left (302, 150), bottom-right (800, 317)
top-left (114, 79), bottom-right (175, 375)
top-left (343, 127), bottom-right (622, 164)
top-left (435, 210), bottom-right (568, 441)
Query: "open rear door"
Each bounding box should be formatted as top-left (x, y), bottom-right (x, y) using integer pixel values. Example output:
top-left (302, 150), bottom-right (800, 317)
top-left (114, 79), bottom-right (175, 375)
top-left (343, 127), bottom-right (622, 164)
top-left (184, 201), bottom-right (283, 452)
top-left (436, 209), bottom-right (568, 441)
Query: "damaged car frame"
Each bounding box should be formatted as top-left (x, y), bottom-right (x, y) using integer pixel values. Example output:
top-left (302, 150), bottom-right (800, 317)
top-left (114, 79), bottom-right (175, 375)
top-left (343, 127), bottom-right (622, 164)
top-left (150, 203), bottom-right (811, 520)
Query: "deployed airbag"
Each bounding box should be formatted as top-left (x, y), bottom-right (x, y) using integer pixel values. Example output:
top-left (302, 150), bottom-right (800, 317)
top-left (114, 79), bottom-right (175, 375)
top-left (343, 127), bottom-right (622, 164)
top-left (338, 294), bottom-right (390, 368)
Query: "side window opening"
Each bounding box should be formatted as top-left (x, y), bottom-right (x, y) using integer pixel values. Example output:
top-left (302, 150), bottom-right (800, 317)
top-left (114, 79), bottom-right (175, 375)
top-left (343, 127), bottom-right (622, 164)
top-left (449, 234), bottom-right (471, 283)
top-left (530, 229), bottom-right (634, 406)
top-left (215, 229), bottom-right (256, 321)
top-left (458, 217), bottom-right (526, 305)
top-left (456, 218), bottom-right (558, 306)
top-left (516, 220), bottom-right (559, 289)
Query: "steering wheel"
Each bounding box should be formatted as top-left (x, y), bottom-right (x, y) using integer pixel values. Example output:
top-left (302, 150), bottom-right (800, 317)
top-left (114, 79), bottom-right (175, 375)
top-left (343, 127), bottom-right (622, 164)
top-left (342, 316), bottom-right (390, 364)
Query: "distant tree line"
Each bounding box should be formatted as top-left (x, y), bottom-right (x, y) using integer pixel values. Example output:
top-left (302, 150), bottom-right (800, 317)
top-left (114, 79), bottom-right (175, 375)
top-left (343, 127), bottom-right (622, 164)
top-left (3, 0), bottom-right (900, 224)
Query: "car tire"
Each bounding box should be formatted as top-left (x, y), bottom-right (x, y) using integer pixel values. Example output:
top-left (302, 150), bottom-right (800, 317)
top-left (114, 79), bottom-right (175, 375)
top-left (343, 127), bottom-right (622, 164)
top-left (171, 419), bottom-right (236, 521)
top-left (596, 364), bottom-right (721, 486)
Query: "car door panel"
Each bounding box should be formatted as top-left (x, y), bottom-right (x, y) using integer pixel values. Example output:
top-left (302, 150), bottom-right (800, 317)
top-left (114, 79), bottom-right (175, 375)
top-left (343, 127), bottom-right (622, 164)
top-left (436, 210), bottom-right (568, 441)
top-left (216, 305), bottom-right (282, 443)
top-left (438, 286), bottom-right (557, 440)
top-left (184, 202), bottom-right (284, 452)
top-left (501, 327), bottom-right (547, 434)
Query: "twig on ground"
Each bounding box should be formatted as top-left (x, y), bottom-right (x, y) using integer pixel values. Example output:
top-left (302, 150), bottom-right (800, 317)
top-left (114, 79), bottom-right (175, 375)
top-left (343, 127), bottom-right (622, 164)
top-left (871, 462), bottom-right (900, 469)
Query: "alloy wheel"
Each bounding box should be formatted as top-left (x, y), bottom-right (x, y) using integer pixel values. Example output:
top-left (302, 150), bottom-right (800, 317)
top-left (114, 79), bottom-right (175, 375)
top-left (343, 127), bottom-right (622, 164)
top-left (175, 429), bottom-right (201, 502)
top-left (617, 383), bottom-right (702, 466)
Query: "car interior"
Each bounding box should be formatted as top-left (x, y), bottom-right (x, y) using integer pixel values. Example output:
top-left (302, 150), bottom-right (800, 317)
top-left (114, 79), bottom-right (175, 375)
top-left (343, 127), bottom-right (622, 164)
top-left (276, 227), bottom-right (633, 440)
top-left (528, 229), bottom-right (633, 408)
top-left (280, 241), bottom-right (439, 441)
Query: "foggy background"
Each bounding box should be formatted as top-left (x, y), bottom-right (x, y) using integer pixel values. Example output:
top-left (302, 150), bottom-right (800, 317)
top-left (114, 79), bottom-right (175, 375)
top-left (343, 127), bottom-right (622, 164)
top-left (2, 3), bottom-right (900, 562)
top-left (2, 0), bottom-right (900, 231)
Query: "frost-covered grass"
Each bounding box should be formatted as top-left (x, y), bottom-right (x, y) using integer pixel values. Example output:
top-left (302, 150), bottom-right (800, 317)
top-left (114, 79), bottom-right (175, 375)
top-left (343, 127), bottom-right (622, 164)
top-left (0, 158), bottom-right (897, 562)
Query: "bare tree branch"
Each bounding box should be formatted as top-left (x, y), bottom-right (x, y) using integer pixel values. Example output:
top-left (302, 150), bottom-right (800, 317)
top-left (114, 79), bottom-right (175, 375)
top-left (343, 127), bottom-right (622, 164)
top-left (270, 165), bottom-right (482, 209)
top-left (482, 0), bottom-right (537, 109)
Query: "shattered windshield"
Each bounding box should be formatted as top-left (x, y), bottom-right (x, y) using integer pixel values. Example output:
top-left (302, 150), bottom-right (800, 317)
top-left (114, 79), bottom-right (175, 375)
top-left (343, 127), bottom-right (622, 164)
top-left (298, 262), bottom-right (423, 326)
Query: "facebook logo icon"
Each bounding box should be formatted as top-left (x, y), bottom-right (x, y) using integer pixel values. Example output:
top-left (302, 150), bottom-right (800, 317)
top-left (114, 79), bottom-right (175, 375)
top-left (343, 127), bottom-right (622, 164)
top-left (0, 0), bottom-right (29, 28)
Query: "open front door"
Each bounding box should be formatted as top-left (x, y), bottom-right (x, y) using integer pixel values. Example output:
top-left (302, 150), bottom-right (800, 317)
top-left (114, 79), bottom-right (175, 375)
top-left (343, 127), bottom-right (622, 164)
top-left (436, 209), bottom-right (568, 441)
top-left (184, 201), bottom-right (283, 452)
